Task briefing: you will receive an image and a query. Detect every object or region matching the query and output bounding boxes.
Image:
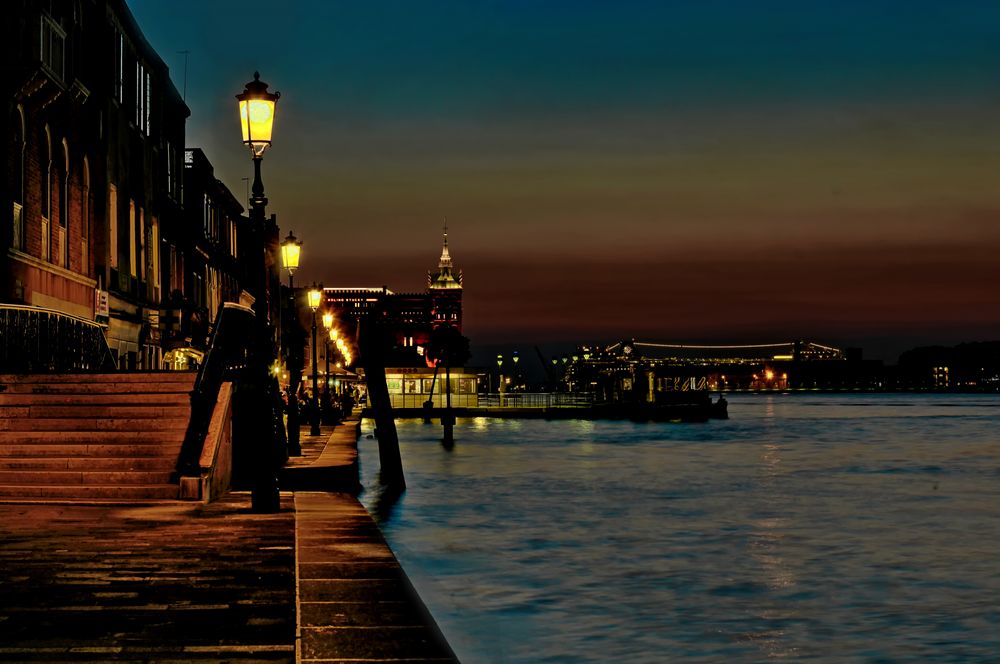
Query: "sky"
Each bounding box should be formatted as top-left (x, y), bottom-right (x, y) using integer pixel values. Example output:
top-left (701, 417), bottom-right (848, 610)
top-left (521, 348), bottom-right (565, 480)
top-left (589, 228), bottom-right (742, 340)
top-left (130, 0), bottom-right (1000, 361)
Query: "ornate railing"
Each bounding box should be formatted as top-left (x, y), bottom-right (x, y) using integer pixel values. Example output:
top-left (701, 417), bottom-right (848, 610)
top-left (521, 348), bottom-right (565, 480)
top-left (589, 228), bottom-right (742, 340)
top-left (0, 304), bottom-right (115, 372)
top-left (176, 302), bottom-right (255, 477)
top-left (477, 392), bottom-right (596, 408)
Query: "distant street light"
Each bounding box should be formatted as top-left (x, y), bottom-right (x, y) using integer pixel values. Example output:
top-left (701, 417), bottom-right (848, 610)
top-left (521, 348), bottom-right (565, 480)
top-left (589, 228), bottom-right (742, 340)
top-left (307, 285), bottom-right (322, 436)
top-left (236, 71), bottom-right (280, 513)
top-left (280, 230), bottom-right (302, 456)
top-left (496, 354), bottom-right (504, 404)
top-left (322, 311), bottom-right (334, 423)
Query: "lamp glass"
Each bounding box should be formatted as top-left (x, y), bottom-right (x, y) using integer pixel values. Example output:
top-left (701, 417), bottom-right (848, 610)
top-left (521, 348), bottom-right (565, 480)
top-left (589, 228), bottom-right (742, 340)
top-left (322, 312), bottom-right (334, 329)
top-left (239, 99), bottom-right (276, 156)
top-left (281, 238), bottom-right (301, 272)
top-left (307, 288), bottom-right (322, 311)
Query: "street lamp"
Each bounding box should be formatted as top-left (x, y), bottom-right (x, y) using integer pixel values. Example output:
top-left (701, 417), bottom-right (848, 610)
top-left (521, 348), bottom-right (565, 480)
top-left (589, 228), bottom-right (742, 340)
top-left (281, 230), bottom-right (301, 284)
top-left (512, 350), bottom-right (520, 393)
top-left (322, 311), bottom-right (334, 422)
top-left (496, 354), bottom-right (504, 405)
top-left (236, 71), bottom-right (280, 513)
top-left (280, 230), bottom-right (302, 456)
top-left (307, 285), bottom-right (322, 436)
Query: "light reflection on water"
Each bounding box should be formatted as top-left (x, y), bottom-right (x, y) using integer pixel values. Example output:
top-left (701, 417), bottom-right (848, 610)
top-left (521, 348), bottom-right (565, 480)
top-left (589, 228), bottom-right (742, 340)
top-left (358, 394), bottom-right (1000, 663)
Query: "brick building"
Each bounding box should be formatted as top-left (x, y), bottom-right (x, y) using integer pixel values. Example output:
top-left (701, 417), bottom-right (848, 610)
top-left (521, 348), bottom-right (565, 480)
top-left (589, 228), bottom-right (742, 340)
top-left (2, 0), bottom-right (269, 374)
top-left (2, 0), bottom-right (189, 369)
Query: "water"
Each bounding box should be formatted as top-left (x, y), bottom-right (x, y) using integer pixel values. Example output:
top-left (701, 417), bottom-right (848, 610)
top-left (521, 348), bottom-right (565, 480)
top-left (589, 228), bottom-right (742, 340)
top-left (358, 394), bottom-right (1000, 663)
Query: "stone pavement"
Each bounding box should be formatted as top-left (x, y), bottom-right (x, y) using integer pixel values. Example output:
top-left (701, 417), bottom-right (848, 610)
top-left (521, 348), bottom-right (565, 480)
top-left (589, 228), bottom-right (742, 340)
top-left (0, 494), bottom-right (296, 662)
top-left (0, 418), bottom-right (459, 663)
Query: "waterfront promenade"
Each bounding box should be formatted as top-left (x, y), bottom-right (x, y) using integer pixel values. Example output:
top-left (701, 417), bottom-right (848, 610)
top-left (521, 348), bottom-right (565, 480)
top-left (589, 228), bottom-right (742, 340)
top-left (0, 419), bottom-right (457, 663)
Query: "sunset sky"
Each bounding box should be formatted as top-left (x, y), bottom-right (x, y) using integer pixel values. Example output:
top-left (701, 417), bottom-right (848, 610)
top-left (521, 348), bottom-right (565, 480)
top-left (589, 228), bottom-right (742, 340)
top-left (131, 0), bottom-right (1000, 360)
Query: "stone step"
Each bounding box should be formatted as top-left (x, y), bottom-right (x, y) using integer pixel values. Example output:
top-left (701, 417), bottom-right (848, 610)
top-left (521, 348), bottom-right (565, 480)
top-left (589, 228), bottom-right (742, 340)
top-left (0, 405), bottom-right (191, 419)
top-left (0, 444), bottom-right (181, 460)
top-left (0, 456), bottom-right (177, 470)
top-left (0, 470), bottom-right (174, 485)
top-left (0, 484), bottom-right (179, 499)
top-left (0, 392), bottom-right (191, 406)
top-left (0, 418), bottom-right (187, 432)
top-left (0, 430), bottom-right (184, 444)
top-left (0, 382), bottom-right (194, 395)
top-left (0, 372), bottom-right (196, 384)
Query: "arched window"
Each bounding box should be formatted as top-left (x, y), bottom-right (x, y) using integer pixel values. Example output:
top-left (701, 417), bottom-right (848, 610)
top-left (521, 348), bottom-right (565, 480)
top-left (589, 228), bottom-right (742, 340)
top-left (12, 107), bottom-right (26, 249)
top-left (60, 138), bottom-right (70, 268)
top-left (42, 125), bottom-right (52, 261)
top-left (81, 156), bottom-right (90, 273)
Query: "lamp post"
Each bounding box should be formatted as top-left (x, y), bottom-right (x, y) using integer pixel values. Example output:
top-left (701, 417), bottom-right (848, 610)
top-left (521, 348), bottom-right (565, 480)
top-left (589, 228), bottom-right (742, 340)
top-left (307, 286), bottom-right (322, 436)
top-left (512, 350), bottom-right (520, 393)
top-left (322, 311), bottom-right (333, 423)
top-left (280, 230), bottom-right (302, 456)
top-left (236, 72), bottom-right (280, 513)
top-left (496, 353), bottom-right (503, 407)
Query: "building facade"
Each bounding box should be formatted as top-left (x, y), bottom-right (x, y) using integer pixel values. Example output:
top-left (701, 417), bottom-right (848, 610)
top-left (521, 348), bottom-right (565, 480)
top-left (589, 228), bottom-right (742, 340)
top-left (2, 0), bottom-right (188, 369)
top-left (2, 1), bottom-right (267, 373)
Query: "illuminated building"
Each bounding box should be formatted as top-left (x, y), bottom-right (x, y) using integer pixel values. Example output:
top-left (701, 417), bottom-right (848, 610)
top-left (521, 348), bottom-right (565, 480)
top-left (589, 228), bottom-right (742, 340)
top-left (323, 231), bottom-right (463, 367)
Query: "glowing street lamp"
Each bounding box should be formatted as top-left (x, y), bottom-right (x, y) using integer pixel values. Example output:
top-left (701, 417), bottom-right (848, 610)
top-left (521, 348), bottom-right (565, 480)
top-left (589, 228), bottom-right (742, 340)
top-left (307, 285), bottom-right (322, 436)
top-left (281, 230), bottom-right (301, 282)
top-left (321, 311), bottom-right (335, 421)
top-left (279, 230), bottom-right (303, 457)
top-left (237, 72), bottom-right (279, 158)
top-left (235, 72), bottom-right (280, 513)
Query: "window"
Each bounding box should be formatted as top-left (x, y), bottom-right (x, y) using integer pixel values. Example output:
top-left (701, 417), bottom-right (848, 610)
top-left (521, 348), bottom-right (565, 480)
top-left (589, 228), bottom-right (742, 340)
top-left (139, 208), bottom-right (146, 281)
top-left (40, 14), bottom-right (65, 82)
top-left (60, 139), bottom-right (69, 268)
top-left (42, 126), bottom-right (51, 262)
top-left (151, 216), bottom-right (160, 294)
top-left (166, 141), bottom-right (176, 198)
top-left (12, 108), bottom-right (26, 250)
top-left (81, 157), bottom-right (90, 271)
top-left (135, 61), bottom-right (150, 133)
top-left (108, 184), bottom-right (118, 268)
top-left (128, 200), bottom-right (136, 277)
top-left (113, 28), bottom-right (124, 102)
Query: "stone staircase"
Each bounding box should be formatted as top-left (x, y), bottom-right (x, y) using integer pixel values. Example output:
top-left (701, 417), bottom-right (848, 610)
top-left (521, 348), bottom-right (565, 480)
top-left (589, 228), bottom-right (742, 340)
top-left (0, 372), bottom-right (196, 501)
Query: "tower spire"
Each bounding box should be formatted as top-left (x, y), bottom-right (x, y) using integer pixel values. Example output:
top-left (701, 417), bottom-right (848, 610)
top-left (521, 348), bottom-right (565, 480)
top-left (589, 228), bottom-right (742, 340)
top-left (438, 218), bottom-right (452, 269)
top-left (429, 220), bottom-right (461, 290)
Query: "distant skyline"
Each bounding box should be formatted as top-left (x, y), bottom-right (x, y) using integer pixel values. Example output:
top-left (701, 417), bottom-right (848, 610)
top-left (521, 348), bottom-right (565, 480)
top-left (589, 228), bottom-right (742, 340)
top-left (130, 0), bottom-right (1000, 360)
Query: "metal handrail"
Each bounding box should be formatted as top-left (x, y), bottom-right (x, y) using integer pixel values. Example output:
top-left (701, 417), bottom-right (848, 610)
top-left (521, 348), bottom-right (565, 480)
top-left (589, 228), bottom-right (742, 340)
top-left (0, 304), bottom-right (115, 372)
top-left (175, 302), bottom-right (254, 477)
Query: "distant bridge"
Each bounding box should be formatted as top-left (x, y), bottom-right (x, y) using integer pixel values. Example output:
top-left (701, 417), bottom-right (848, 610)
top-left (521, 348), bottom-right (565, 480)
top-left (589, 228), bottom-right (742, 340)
top-left (604, 340), bottom-right (844, 363)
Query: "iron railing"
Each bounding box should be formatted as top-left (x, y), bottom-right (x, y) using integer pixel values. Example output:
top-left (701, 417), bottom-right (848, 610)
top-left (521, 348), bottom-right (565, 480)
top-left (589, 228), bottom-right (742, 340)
top-left (476, 392), bottom-right (596, 409)
top-left (0, 304), bottom-right (115, 372)
top-left (176, 302), bottom-right (255, 477)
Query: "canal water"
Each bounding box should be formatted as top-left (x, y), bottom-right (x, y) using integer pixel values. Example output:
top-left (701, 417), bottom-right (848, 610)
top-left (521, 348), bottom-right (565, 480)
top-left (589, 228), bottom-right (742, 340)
top-left (357, 394), bottom-right (1000, 663)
